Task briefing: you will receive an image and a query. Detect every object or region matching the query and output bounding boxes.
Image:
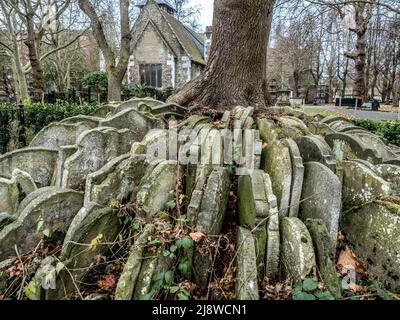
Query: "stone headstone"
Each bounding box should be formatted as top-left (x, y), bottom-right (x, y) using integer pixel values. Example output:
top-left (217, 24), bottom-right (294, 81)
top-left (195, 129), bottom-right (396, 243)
top-left (99, 108), bottom-right (163, 140)
top-left (300, 162), bottom-right (341, 250)
top-left (235, 227), bottom-right (259, 300)
top-left (62, 128), bottom-right (136, 190)
top-left (136, 160), bottom-right (178, 218)
top-left (193, 167), bottom-right (230, 287)
top-left (0, 148), bottom-right (59, 188)
top-left (85, 154), bottom-right (150, 207)
top-left (29, 122), bottom-right (95, 149)
top-left (280, 217), bottom-right (316, 282)
top-left (325, 133), bottom-right (381, 164)
top-left (341, 160), bottom-right (391, 209)
top-left (341, 199), bottom-right (400, 291)
top-left (304, 219), bottom-right (341, 298)
top-left (115, 224), bottom-right (155, 300)
top-left (295, 135), bottom-right (336, 172)
top-left (47, 207), bottom-right (122, 299)
top-left (0, 188), bottom-right (83, 260)
top-left (284, 138), bottom-right (304, 217)
top-left (261, 139), bottom-right (292, 217)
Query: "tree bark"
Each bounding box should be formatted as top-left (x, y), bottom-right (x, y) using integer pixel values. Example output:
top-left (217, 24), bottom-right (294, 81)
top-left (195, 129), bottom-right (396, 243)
top-left (25, 13), bottom-right (44, 102)
top-left (344, 3), bottom-right (371, 100)
top-left (168, 0), bottom-right (275, 111)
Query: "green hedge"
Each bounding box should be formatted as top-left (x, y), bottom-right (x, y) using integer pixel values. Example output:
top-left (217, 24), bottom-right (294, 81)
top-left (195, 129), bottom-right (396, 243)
top-left (0, 101), bottom-right (98, 134)
top-left (353, 119), bottom-right (400, 147)
top-left (0, 102), bottom-right (98, 152)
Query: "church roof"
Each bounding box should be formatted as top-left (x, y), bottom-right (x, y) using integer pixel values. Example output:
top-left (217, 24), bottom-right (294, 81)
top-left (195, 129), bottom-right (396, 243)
top-left (136, 0), bottom-right (175, 12)
top-left (159, 10), bottom-right (206, 65)
top-left (134, 0), bottom-right (206, 65)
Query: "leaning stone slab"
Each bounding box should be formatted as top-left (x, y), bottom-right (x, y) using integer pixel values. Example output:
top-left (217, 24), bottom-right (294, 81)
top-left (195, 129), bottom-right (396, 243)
top-left (300, 162), bottom-right (341, 250)
top-left (325, 133), bottom-right (382, 164)
top-left (341, 160), bottom-right (391, 209)
top-left (193, 167), bottom-right (230, 287)
top-left (85, 154), bottom-right (150, 207)
top-left (11, 169), bottom-right (37, 200)
top-left (235, 227), bottom-right (259, 300)
top-left (90, 104), bottom-right (117, 118)
top-left (284, 139), bottom-right (304, 217)
top-left (264, 174), bottom-right (280, 280)
top-left (376, 164), bottom-right (400, 192)
top-left (187, 165), bottom-right (213, 228)
top-left (341, 199), bottom-right (400, 292)
top-left (60, 115), bottom-right (102, 127)
top-left (0, 177), bottom-right (19, 216)
top-left (149, 103), bottom-right (188, 119)
top-left (295, 135), bottom-right (336, 172)
top-left (136, 160), bottom-right (178, 218)
top-left (29, 122), bottom-right (94, 149)
top-left (320, 115), bottom-right (346, 125)
top-left (308, 122), bottom-right (336, 136)
top-left (100, 108), bottom-right (163, 140)
top-left (261, 139), bottom-right (292, 217)
top-left (353, 132), bottom-right (396, 162)
top-left (329, 120), bottom-right (354, 132)
top-left (0, 147), bottom-right (59, 188)
top-left (256, 118), bottom-right (278, 145)
top-left (62, 128), bottom-right (136, 190)
top-left (115, 224), bottom-right (155, 300)
top-left (0, 187), bottom-right (83, 260)
top-left (280, 217), bottom-right (316, 282)
top-left (46, 207), bottom-right (122, 300)
top-left (115, 98), bottom-right (164, 114)
top-left (305, 219), bottom-right (341, 298)
top-left (279, 116), bottom-right (309, 135)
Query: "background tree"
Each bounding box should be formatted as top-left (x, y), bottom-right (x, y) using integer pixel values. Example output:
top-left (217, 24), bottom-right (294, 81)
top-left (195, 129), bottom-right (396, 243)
top-left (78, 0), bottom-right (135, 101)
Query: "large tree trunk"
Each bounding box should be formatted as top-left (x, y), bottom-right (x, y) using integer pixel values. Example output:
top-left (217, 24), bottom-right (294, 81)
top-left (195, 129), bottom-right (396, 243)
top-left (168, 0), bottom-right (275, 111)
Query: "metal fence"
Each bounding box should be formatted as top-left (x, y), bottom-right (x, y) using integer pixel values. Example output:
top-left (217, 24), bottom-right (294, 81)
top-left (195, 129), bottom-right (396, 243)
top-left (0, 102), bottom-right (26, 154)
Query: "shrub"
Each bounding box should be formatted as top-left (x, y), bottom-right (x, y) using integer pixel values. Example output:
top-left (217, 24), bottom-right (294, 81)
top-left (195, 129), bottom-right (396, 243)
top-left (353, 119), bottom-right (400, 147)
top-left (122, 84), bottom-right (174, 102)
top-left (0, 102), bottom-right (98, 151)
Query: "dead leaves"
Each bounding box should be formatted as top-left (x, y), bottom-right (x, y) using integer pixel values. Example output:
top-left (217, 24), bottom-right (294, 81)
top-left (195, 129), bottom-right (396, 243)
top-left (97, 274), bottom-right (116, 293)
top-left (337, 246), bottom-right (367, 275)
top-left (189, 231), bottom-right (205, 243)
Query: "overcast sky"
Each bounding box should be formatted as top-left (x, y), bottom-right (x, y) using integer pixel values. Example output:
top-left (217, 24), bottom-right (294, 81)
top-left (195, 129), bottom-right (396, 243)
top-left (190, 0), bottom-right (214, 28)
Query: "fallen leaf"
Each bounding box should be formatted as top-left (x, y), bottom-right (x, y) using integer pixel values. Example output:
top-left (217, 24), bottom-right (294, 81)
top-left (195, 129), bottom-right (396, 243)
top-left (189, 231), bottom-right (205, 242)
top-left (337, 246), bottom-right (366, 275)
top-left (97, 274), bottom-right (116, 292)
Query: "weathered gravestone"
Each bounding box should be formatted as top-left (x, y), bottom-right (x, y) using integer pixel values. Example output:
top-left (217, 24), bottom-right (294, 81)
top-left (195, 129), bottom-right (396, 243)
top-left (341, 160), bottom-right (391, 209)
top-left (235, 227), bottom-right (259, 300)
top-left (0, 187), bottom-right (83, 260)
top-left (341, 199), bottom-right (400, 292)
top-left (280, 217), bottom-right (316, 282)
top-left (62, 128), bottom-right (136, 190)
top-left (300, 162), bottom-right (341, 250)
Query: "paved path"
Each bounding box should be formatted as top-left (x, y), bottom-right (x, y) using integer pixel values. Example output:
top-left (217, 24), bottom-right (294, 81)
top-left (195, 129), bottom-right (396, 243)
top-left (304, 105), bottom-right (400, 121)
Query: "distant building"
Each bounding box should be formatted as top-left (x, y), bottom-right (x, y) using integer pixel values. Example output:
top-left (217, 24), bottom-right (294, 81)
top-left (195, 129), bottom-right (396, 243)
top-left (128, 0), bottom-right (211, 89)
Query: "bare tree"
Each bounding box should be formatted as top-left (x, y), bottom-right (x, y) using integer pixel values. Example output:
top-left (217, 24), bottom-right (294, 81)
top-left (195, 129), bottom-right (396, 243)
top-left (78, 0), bottom-right (133, 101)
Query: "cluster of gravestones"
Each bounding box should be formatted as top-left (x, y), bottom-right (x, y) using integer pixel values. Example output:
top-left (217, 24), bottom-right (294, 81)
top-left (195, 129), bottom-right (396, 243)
top-left (0, 99), bottom-right (400, 300)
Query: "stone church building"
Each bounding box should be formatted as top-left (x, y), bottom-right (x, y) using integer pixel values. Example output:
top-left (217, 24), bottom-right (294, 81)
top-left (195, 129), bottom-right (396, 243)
top-left (128, 0), bottom-right (211, 89)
